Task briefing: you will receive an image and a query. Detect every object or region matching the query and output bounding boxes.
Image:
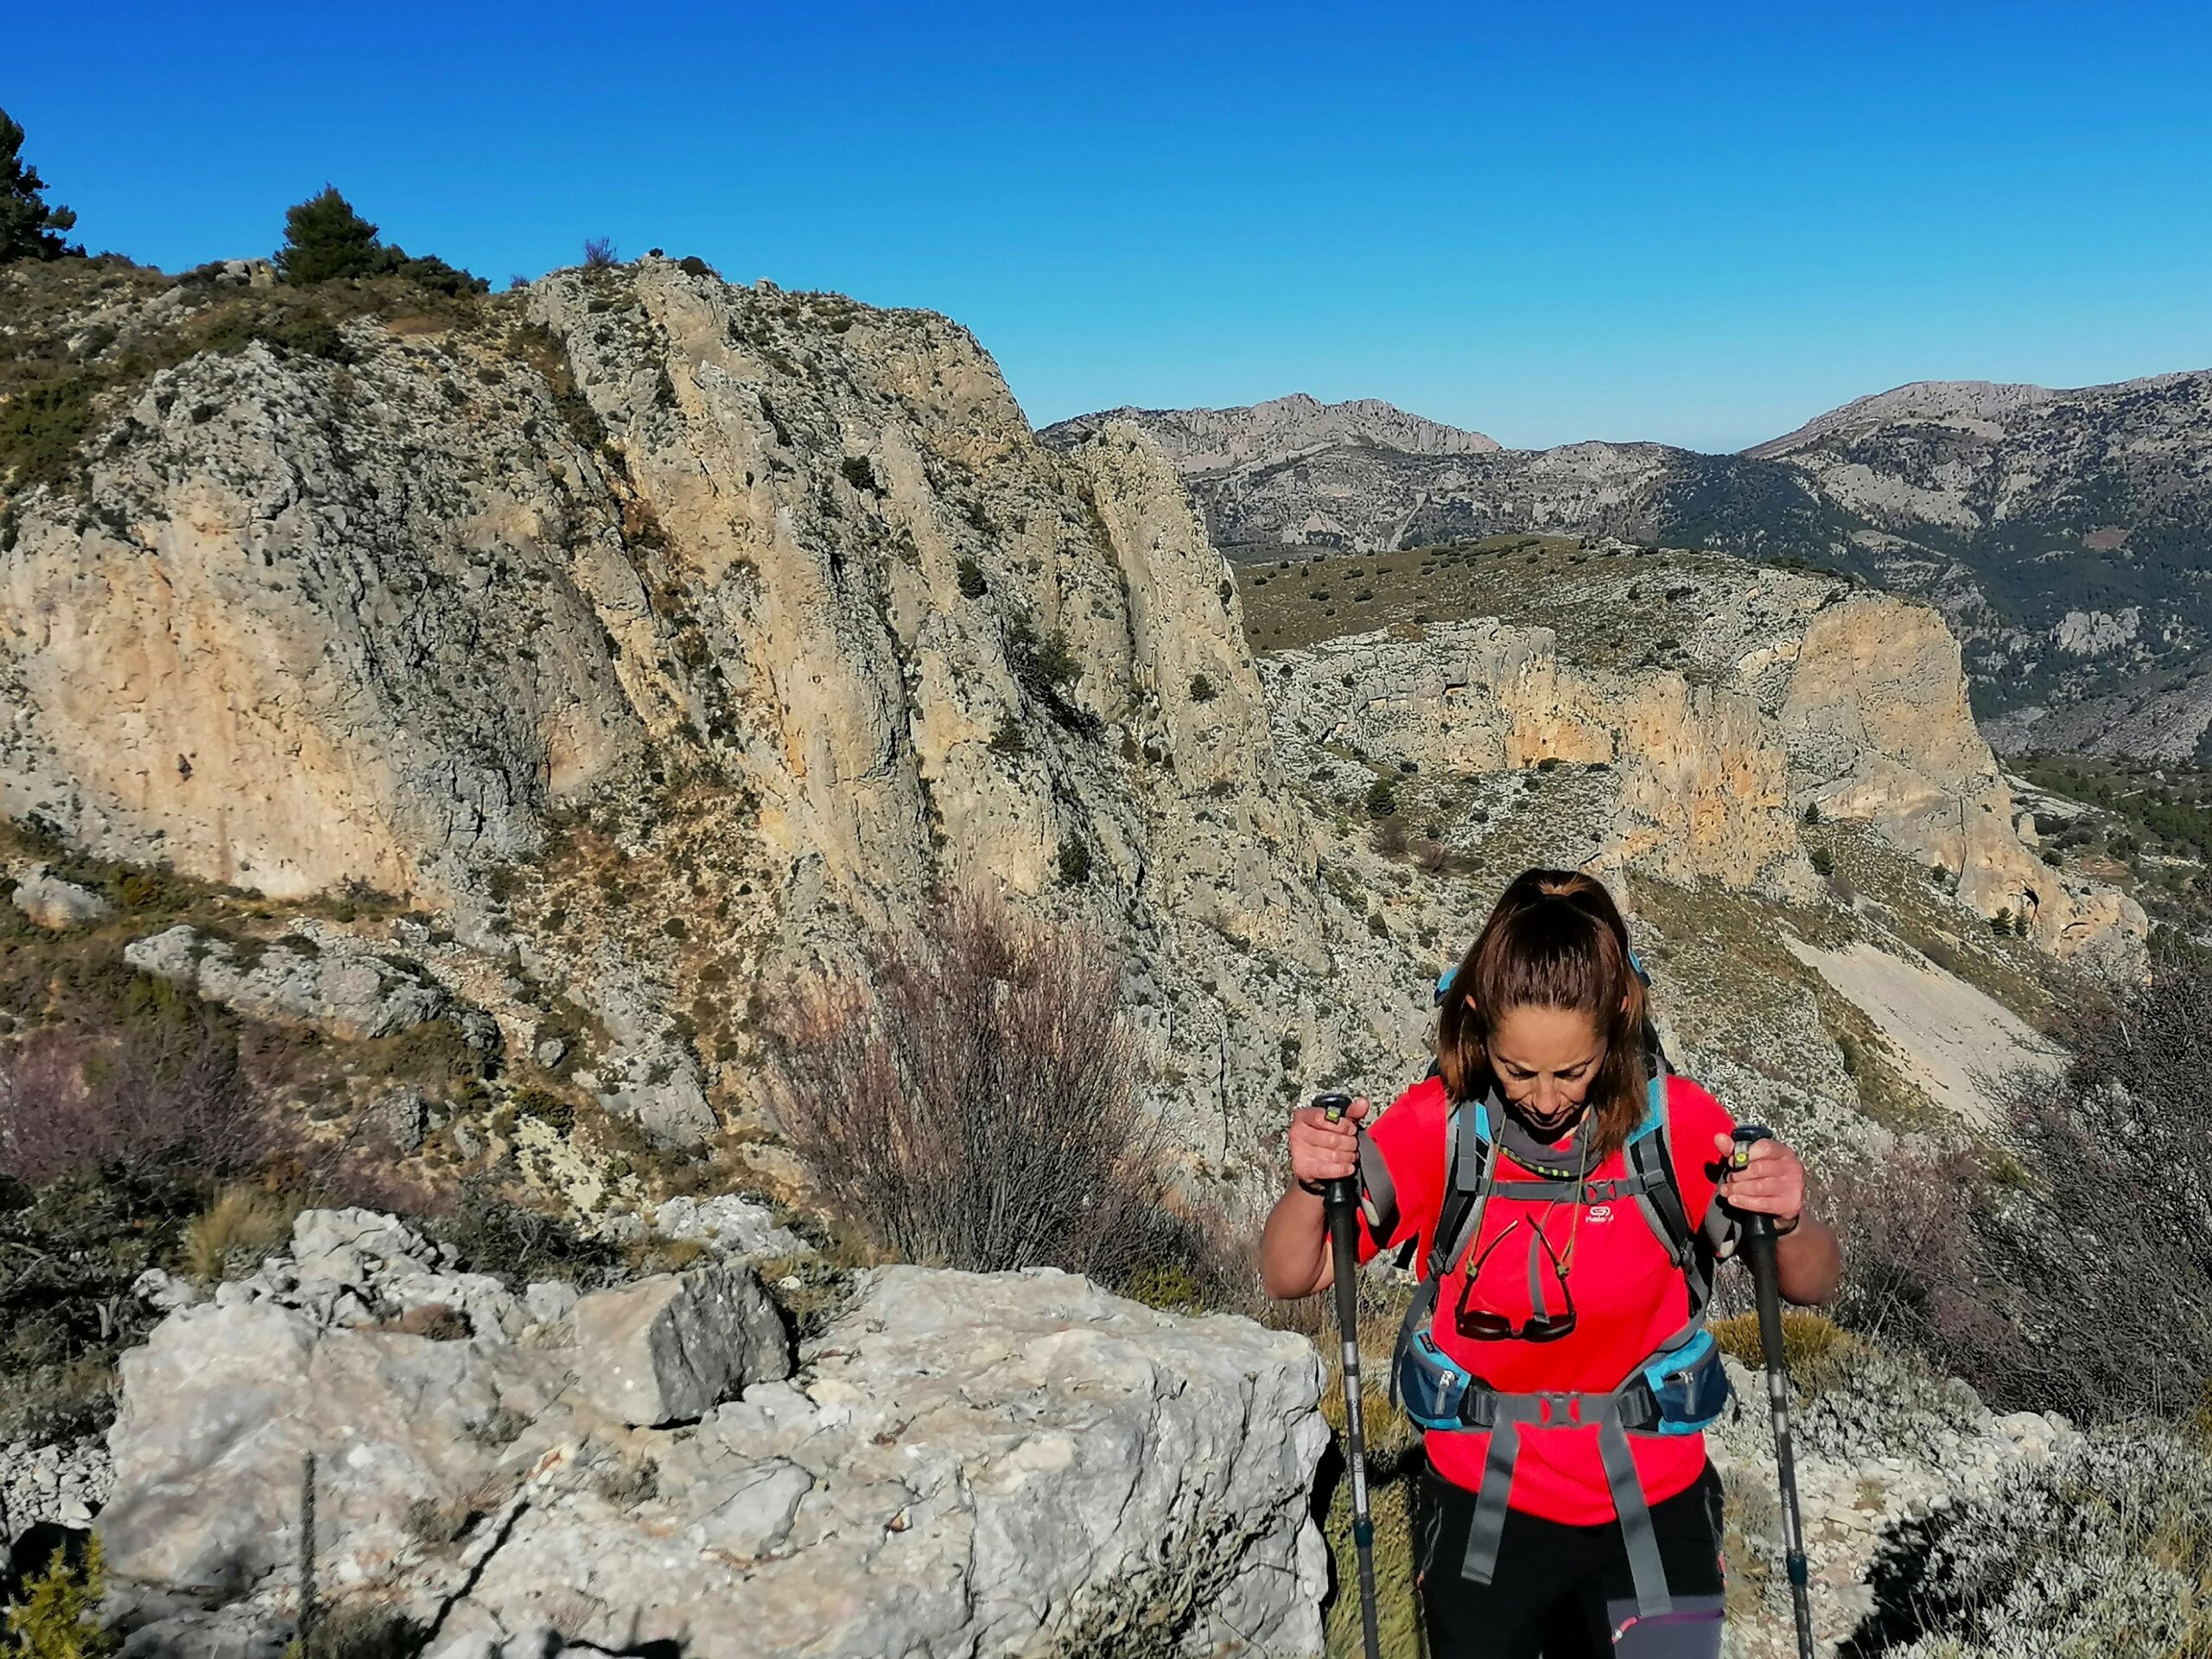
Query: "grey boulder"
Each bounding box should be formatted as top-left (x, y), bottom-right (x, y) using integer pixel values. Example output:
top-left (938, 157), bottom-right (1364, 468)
top-left (569, 1262), bottom-right (791, 1426)
top-left (9, 867), bottom-right (111, 930)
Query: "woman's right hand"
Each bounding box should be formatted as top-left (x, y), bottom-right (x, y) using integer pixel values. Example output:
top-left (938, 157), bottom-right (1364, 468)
top-left (1287, 1096), bottom-right (1371, 1192)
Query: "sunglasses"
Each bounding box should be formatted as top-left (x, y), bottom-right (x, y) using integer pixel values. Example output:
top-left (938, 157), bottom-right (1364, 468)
top-left (1452, 1215), bottom-right (1578, 1343)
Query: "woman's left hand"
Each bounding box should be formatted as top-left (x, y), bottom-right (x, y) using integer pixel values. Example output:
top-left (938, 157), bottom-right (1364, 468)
top-left (1712, 1132), bottom-right (1805, 1229)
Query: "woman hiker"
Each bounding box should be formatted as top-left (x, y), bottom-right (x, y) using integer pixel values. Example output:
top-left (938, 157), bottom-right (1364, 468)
top-left (1261, 868), bottom-right (1841, 1657)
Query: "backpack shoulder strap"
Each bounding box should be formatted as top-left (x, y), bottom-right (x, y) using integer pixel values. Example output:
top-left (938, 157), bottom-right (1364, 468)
top-left (1426, 1096), bottom-right (1495, 1281)
top-left (1625, 1071), bottom-right (1718, 1326)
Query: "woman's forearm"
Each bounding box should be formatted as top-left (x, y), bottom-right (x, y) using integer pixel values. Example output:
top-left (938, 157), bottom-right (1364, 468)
top-left (1774, 1213), bottom-right (1842, 1306)
top-left (1260, 1185), bottom-right (1336, 1299)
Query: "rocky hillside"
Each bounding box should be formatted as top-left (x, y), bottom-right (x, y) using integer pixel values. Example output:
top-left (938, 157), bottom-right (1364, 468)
top-left (1059, 372), bottom-right (2212, 740)
top-left (5, 257), bottom-right (2141, 1182)
top-left (0, 254), bottom-right (1344, 1165)
top-left (0, 251), bottom-right (2181, 1659)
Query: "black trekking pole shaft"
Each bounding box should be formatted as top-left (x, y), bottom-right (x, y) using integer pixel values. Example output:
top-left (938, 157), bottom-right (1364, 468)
top-left (1744, 1211), bottom-right (1815, 1659)
top-left (1318, 1094), bottom-right (1382, 1659)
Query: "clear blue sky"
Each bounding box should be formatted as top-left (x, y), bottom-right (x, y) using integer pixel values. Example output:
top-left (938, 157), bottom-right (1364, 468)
top-left (13, 2), bottom-right (2212, 451)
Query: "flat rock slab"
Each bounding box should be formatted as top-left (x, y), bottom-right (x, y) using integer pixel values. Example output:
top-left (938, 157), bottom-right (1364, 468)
top-left (1782, 938), bottom-right (2063, 1125)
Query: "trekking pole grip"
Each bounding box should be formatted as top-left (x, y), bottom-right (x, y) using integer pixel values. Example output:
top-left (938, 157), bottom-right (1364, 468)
top-left (1315, 1091), bottom-right (1357, 1208)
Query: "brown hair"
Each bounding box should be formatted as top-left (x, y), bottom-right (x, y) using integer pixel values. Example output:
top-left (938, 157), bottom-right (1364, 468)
top-left (1435, 868), bottom-right (1649, 1160)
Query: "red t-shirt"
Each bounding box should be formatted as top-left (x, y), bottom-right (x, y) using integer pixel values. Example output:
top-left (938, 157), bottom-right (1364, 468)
top-left (1358, 1072), bottom-right (1735, 1525)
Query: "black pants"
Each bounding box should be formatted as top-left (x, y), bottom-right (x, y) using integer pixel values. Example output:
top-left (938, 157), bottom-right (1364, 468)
top-left (1413, 1459), bottom-right (1726, 1657)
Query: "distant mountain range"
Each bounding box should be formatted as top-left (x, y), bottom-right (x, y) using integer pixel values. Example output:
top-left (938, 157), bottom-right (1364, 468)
top-left (1043, 375), bottom-right (2212, 753)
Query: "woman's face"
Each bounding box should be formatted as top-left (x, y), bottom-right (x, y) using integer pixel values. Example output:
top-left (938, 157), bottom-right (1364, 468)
top-left (1482, 1001), bottom-right (1605, 1133)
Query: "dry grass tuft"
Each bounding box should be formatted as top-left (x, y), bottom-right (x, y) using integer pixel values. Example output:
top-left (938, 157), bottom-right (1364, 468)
top-left (182, 1185), bottom-right (297, 1283)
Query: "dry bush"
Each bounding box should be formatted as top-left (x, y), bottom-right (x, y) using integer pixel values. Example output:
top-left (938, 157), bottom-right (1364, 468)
top-left (1964, 955), bottom-right (2212, 1421)
top-left (1808, 952), bottom-right (2212, 1425)
top-left (0, 987), bottom-right (267, 1187)
top-left (1810, 1143), bottom-right (2015, 1376)
top-left (766, 892), bottom-right (1197, 1289)
top-left (1369, 819), bottom-right (1410, 858)
top-left (1710, 1307), bottom-right (1865, 1395)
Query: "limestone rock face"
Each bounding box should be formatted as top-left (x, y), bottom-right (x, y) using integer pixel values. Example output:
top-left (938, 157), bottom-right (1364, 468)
top-left (1265, 564), bottom-right (2143, 968)
top-left (2, 261), bottom-right (1341, 1154)
top-left (567, 1263), bottom-right (789, 1426)
top-left (99, 1233), bottom-right (1327, 1659)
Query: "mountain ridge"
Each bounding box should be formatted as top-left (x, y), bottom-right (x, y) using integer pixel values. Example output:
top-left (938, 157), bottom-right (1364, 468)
top-left (1054, 367), bottom-right (2212, 744)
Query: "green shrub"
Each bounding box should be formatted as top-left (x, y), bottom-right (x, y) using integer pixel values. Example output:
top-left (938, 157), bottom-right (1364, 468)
top-left (1058, 836), bottom-right (1092, 886)
top-left (510, 1086), bottom-right (576, 1135)
top-left (4, 1531), bottom-right (118, 1659)
top-left (840, 454), bottom-right (879, 493)
top-left (1364, 779), bottom-right (1399, 819)
top-left (957, 556), bottom-right (987, 599)
top-left (1187, 674), bottom-right (1217, 703)
top-left (0, 372), bottom-right (98, 497)
top-left (1809, 845), bottom-right (1834, 877)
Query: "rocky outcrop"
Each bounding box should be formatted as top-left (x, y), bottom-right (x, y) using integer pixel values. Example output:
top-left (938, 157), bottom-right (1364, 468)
top-left (1703, 1343), bottom-right (2079, 1658)
top-left (7, 866), bottom-right (110, 929)
top-left (1, 1439), bottom-right (111, 1539)
top-left (121, 925), bottom-right (499, 1049)
top-left (98, 1216), bottom-right (1327, 1659)
top-left (651, 1194), bottom-right (808, 1261)
top-left (1264, 561), bottom-right (2145, 964)
top-left (1044, 392), bottom-right (1500, 472)
top-left (567, 1264), bottom-right (788, 1427)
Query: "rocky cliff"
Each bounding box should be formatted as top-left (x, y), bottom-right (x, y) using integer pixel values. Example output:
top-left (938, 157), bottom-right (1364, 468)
top-left (0, 258), bottom-right (2145, 1170)
top-left (1063, 371), bottom-right (2212, 741)
top-left (0, 256), bottom-right (1342, 1160)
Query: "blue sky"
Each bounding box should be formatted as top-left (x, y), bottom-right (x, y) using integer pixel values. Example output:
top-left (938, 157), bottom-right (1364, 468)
top-left (13, 2), bottom-right (2212, 451)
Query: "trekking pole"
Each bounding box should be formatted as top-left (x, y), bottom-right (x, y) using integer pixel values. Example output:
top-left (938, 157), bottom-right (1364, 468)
top-left (1315, 1091), bottom-right (1384, 1659)
top-left (1731, 1126), bottom-right (1815, 1659)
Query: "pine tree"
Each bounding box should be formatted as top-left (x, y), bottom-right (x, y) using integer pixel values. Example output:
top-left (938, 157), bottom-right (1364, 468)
top-left (0, 108), bottom-right (82, 264)
top-left (273, 187), bottom-right (386, 285)
top-left (271, 187), bottom-right (486, 294)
